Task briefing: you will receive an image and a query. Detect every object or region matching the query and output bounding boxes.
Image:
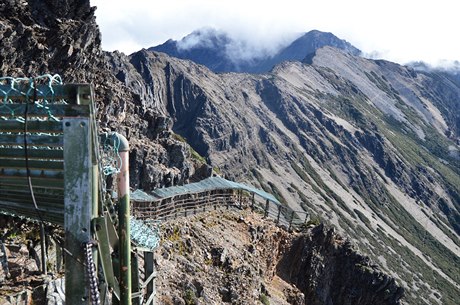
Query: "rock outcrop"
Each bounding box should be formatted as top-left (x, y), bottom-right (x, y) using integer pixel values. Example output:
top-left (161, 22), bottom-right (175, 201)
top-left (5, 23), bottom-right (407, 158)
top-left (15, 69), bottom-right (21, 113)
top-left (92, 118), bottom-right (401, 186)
top-left (156, 210), bottom-right (403, 305)
top-left (0, 0), bottom-right (205, 191)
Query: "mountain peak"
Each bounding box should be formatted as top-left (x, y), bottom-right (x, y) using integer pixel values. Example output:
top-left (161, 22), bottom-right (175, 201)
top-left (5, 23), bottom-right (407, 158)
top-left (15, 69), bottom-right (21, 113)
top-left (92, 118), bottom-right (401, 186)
top-left (149, 29), bottom-right (361, 73)
top-left (176, 27), bottom-right (231, 51)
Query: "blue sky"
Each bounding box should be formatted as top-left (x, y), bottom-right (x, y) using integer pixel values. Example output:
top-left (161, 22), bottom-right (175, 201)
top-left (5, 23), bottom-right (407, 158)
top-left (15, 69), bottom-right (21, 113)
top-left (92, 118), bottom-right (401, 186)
top-left (90, 0), bottom-right (459, 66)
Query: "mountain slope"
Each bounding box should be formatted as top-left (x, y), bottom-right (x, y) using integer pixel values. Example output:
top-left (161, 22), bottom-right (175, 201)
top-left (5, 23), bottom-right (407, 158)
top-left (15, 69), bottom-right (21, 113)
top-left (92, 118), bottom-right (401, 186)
top-left (149, 29), bottom-right (361, 73)
top-left (106, 47), bottom-right (460, 304)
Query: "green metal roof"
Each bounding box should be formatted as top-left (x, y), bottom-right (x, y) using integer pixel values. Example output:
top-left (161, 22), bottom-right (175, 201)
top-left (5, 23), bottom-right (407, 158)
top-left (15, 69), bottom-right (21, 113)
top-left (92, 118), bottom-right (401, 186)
top-left (131, 176), bottom-right (281, 205)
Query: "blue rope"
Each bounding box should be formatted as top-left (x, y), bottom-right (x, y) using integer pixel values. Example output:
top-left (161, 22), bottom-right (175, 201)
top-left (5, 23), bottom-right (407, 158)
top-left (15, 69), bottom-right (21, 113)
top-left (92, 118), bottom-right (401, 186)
top-left (0, 74), bottom-right (64, 121)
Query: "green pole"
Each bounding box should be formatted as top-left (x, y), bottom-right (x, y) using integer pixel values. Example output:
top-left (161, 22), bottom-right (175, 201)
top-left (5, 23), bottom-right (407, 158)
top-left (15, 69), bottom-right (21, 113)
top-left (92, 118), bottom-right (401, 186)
top-left (115, 134), bottom-right (131, 305)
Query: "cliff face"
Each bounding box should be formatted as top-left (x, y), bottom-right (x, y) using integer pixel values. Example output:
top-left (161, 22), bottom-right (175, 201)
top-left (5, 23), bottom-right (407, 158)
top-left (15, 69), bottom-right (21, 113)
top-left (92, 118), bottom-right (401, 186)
top-left (277, 225), bottom-right (404, 305)
top-left (0, 0), bottom-right (204, 190)
top-left (156, 210), bottom-right (403, 305)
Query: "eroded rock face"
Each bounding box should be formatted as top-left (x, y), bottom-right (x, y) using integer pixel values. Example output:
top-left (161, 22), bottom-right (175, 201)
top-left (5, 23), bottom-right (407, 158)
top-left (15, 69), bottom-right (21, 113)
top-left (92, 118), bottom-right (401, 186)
top-left (0, 0), bottom-right (203, 191)
top-left (277, 225), bottom-right (404, 305)
top-left (156, 210), bottom-right (403, 305)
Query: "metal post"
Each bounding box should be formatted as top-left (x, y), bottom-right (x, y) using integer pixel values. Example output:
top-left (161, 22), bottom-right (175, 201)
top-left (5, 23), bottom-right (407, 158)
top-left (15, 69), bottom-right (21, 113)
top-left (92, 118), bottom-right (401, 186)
top-left (115, 134), bottom-right (131, 305)
top-left (132, 252), bottom-right (140, 305)
top-left (64, 118), bottom-right (92, 305)
top-left (144, 251), bottom-right (155, 305)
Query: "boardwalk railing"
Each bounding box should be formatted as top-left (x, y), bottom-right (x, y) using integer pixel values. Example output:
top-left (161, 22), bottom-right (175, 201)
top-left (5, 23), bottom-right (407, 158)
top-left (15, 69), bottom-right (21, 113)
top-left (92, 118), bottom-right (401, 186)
top-left (131, 177), bottom-right (312, 231)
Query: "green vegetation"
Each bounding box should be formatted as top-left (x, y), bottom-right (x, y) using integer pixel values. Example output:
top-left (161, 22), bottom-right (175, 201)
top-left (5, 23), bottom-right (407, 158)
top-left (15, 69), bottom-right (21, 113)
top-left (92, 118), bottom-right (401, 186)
top-left (172, 132), bottom-right (207, 164)
top-left (259, 293), bottom-right (270, 305)
top-left (306, 215), bottom-right (321, 227)
top-left (172, 133), bottom-right (187, 143)
top-left (184, 289), bottom-right (197, 305)
top-left (190, 148), bottom-right (206, 164)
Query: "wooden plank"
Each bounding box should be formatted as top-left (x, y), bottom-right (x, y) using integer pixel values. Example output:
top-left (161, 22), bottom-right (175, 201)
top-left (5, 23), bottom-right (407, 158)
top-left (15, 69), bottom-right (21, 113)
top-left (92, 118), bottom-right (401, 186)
top-left (0, 104), bottom-right (91, 117)
top-left (63, 117), bottom-right (92, 305)
top-left (0, 84), bottom-right (92, 105)
top-left (0, 147), bottom-right (63, 160)
top-left (0, 158), bottom-right (63, 170)
top-left (0, 120), bottom-right (63, 133)
top-left (0, 133), bottom-right (63, 146)
top-left (0, 168), bottom-right (64, 179)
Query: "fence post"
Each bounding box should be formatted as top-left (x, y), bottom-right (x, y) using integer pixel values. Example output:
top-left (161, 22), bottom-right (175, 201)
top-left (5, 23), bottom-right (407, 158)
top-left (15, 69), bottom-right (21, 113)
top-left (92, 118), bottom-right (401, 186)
top-left (203, 193), bottom-right (207, 213)
top-left (276, 205), bottom-right (281, 224)
top-left (304, 212), bottom-right (309, 224)
top-left (264, 200), bottom-right (269, 218)
top-left (288, 211), bottom-right (295, 231)
top-left (227, 191), bottom-right (230, 210)
top-left (63, 118), bottom-right (92, 305)
top-left (144, 251), bottom-right (155, 305)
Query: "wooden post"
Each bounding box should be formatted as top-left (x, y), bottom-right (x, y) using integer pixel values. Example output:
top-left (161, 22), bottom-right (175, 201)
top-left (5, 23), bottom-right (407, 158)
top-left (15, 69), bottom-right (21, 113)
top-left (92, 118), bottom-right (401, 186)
top-left (264, 200), bottom-right (269, 218)
top-left (64, 118), bottom-right (92, 305)
top-left (227, 192), bottom-right (230, 210)
top-left (276, 206), bottom-right (281, 224)
top-left (203, 193), bottom-right (206, 213)
top-left (304, 212), bottom-right (309, 224)
top-left (288, 211), bottom-right (295, 231)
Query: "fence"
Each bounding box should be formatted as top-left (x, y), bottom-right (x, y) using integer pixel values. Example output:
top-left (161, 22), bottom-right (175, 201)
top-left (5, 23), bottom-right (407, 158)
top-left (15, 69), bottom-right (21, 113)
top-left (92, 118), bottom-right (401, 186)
top-left (131, 179), bottom-right (312, 232)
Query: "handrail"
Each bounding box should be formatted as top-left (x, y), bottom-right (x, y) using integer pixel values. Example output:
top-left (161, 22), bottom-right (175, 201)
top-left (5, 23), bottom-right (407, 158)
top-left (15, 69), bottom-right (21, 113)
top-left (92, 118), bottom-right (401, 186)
top-left (132, 188), bottom-right (312, 231)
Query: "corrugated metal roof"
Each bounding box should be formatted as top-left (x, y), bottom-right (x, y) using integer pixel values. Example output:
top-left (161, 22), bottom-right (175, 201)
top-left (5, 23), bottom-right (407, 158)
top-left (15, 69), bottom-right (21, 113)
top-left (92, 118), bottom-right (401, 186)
top-left (131, 176), bottom-right (281, 205)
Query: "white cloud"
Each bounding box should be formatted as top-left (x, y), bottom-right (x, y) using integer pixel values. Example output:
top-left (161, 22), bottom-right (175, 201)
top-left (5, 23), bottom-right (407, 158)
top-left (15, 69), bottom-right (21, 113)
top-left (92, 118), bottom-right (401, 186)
top-left (90, 0), bottom-right (460, 66)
